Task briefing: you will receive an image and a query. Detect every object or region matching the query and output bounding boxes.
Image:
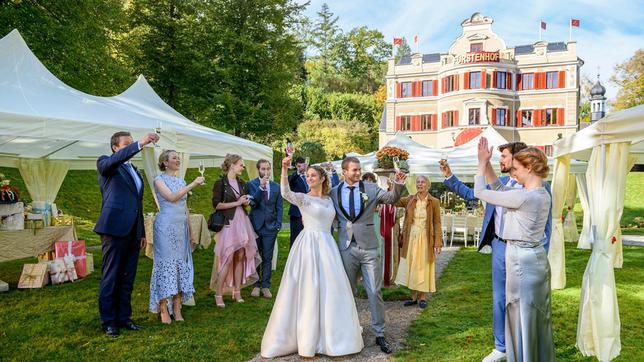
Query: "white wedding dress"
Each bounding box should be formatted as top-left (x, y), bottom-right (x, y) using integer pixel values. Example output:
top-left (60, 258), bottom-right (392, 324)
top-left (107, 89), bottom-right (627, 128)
top-left (260, 179), bottom-right (364, 358)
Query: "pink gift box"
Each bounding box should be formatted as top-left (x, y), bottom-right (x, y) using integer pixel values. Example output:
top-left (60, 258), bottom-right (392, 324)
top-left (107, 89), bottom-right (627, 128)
top-left (54, 240), bottom-right (87, 278)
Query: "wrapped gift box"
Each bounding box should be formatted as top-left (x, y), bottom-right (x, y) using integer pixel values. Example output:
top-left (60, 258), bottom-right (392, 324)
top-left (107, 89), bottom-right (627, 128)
top-left (42, 257), bottom-right (77, 285)
top-left (37, 250), bottom-right (56, 262)
top-left (54, 240), bottom-right (87, 278)
top-left (32, 201), bottom-right (51, 226)
top-left (0, 202), bottom-right (24, 231)
top-left (18, 263), bottom-right (49, 289)
top-left (52, 215), bottom-right (74, 226)
top-left (86, 253), bottom-right (94, 274)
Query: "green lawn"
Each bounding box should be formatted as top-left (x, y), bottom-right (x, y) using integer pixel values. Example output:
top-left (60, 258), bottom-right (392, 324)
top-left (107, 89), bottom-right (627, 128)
top-left (395, 243), bottom-right (644, 361)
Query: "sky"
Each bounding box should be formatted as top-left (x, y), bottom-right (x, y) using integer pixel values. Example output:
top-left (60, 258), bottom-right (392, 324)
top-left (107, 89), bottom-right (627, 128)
top-left (299, 0), bottom-right (644, 101)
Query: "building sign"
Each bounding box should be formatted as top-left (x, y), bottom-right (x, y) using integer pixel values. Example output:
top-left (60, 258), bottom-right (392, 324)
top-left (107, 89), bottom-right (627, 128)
top-left (455, 51), bottom-right (500, 64)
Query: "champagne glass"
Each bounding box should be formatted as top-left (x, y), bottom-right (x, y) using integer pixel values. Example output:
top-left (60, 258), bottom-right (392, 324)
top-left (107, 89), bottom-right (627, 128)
top-left (440, 152), bottom-right (448, 163)
top-left (153, 120), bottom-right (162, 147)
top-left (305, 156), bottom-right (310, 166)
top-left (285, 139), bottom-right (294, 157)
top-left (392, 156), bottom-right (400, 172)
top-left (198, 161), bottom-right (206, 185)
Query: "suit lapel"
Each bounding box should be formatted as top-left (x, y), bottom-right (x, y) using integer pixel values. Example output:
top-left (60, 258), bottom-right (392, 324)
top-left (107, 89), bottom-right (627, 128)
top-left (336, 182), bottom-right (351, 221)
top-left (353, 181), bottom-right (367, 222)
top-left (119, 164), bottom-right (138, 195)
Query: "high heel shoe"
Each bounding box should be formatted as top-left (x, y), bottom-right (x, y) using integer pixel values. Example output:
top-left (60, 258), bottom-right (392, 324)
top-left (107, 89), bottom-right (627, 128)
top-left (233, 290), bottom-right (245, 303)
top-left (215, 295), bottom-right (226, 308)
top-left (159, 302), bottom-right (172, 324)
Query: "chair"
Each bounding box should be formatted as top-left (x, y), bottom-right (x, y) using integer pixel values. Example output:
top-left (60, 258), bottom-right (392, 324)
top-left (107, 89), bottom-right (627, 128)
top-left (451, 216), bottom-right (469, 247)
top-left (440, 214), bottom-right (451, 247)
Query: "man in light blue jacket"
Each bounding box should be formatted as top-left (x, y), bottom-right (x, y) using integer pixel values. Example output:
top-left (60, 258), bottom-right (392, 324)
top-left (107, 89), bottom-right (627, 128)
top-left (440, 142), bottom-right (552, 362)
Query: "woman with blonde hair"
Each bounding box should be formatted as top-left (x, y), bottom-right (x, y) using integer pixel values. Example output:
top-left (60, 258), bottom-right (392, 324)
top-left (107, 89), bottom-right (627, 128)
top-left (210, 154), bottom-right (260, 308)
top-left (474, 138), bottom-right (555, 361)
top-left (261, 156), bottom-right (363, 358)
top-left (149, 150), bottom-right (204, 324)
top-left (394, 175), bottom-right (442, 309)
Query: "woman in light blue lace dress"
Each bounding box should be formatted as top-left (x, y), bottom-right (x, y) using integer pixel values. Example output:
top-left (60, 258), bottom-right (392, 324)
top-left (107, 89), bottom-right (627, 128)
top-left (149, 150), bottom-right (204, 324)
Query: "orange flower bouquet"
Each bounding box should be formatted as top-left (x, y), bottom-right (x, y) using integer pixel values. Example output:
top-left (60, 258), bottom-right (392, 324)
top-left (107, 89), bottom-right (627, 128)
top-left (375, 146), bottom-right (409, 171)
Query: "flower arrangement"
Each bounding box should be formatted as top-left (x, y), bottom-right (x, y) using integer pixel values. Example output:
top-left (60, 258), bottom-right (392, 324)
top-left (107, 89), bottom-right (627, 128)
top-left (0, 173), bottom-right (21, 203)
top-left (375, 146), bottom-right (409, 170)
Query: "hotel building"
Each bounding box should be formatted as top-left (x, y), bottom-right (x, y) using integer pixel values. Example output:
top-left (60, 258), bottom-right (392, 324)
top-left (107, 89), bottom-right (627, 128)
top-left (380, 12), bottom-right (584, 155)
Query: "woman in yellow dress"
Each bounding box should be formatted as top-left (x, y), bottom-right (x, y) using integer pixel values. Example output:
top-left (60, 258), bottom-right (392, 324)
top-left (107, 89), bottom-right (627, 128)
top-left (394, 175), bottom-right (442, 309)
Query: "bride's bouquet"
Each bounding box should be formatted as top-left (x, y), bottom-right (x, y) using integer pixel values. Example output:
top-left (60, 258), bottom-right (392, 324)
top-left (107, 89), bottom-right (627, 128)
top-left (375, 146), bottom-right (409, 173)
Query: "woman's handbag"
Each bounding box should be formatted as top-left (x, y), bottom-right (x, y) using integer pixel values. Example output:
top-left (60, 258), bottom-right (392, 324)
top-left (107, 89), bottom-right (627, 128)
top-left (207, 178), bottom-right (227, 232)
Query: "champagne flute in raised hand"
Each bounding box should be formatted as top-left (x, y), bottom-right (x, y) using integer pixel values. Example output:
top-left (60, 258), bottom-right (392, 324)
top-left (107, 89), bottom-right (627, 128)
top-left (392, 156), bottom-right (400, 172)
top-left (153, 120), bottom-right (162, 147)
top-left (198, 161), bottom-right (206, 185)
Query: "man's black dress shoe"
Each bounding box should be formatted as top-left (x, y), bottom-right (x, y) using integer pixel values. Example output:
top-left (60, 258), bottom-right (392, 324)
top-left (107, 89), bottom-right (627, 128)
top-left (103, 325), bottom-right (120, 338)
top-left (121, 320), bottom-right (143, 331)
top-left (375, 336), bottom-right (393, 354)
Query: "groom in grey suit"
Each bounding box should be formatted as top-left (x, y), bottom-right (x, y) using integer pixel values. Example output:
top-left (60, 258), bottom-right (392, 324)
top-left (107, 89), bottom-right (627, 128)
top-left (330, 156), bottom-right (407, 354)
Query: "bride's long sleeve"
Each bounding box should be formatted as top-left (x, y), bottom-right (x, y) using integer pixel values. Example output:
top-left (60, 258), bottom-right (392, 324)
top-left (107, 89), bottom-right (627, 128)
top-left (281, 174), bottom-right (305, 207)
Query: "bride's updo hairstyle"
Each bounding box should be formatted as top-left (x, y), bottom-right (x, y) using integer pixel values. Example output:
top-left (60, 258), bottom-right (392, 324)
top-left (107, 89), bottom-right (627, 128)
top-left (513, 147), bottom-right (550, 178)
top-left (308, 165), bottom-right (331, 195)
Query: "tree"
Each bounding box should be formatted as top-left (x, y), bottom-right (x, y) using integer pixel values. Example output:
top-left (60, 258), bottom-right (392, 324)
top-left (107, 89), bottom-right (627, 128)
top-left (311, 3), bottom-right (341, 73)
top-left (335, 26), bottom-right (392, 93)
top-left (578, 74), bottom-right (594, 124)
top-left (610, 49), bottom-right (644, 110)
top-left (0, 0), bottom-right (131, 95)
top-left (296, 119), bottom-right (372, 159)
top-left (394, 37), bottom-right (412, 62)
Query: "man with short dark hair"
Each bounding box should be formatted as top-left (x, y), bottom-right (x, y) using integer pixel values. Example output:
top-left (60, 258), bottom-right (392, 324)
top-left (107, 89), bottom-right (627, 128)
top-left (248, 159), bottom-right (282, 298)
top-left (439, 141), bottom-right (552, 362)
top-left (95, 131), bottom-right (158, 337)
top-left (287, 157), bottom-right (308, 247)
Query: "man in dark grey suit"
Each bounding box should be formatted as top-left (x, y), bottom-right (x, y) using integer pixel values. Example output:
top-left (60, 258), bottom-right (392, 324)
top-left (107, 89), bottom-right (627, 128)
top-left (247, 159), bottom-right (282, 298)
top-left (330, 156), bottom-right (407, 354)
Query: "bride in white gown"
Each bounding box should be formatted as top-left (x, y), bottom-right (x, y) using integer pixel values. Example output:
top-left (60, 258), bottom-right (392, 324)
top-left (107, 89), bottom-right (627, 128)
top-left (261, 156), bottom-right (364, 358)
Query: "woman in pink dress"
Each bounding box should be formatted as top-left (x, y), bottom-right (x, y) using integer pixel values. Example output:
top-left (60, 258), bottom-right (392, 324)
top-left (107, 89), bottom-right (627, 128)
top-left (209, 154), bottom-right (260, 307)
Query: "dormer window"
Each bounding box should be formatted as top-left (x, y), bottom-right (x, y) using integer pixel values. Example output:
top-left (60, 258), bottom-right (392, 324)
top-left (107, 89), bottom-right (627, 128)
top-left (470, 43), bottom-right (483, 52)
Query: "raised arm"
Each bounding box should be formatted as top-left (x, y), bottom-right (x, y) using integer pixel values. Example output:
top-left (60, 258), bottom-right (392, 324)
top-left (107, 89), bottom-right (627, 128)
top-left (376, 171), bottom-right (407, 204)
top-left (96, 141), bottom-right (141, 176)
top-left (155, 175), bottom-right (204, 203)
top-left (474, 176), bottom-right (526, 209)
top-left (280, 156), bottom-right (305, 207)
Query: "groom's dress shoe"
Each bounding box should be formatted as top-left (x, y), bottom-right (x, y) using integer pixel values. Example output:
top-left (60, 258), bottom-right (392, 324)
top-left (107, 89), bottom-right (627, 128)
top-left (375, 336), bottom-right (393, 354)
top-left (121, 321), bottom-right (143, 331)
top-left (103, 325), bottom-right (120, 338)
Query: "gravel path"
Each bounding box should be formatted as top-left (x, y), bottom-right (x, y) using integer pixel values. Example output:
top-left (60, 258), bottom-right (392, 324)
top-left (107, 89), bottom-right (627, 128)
top-left (249, 247), bottom-right (459, 362)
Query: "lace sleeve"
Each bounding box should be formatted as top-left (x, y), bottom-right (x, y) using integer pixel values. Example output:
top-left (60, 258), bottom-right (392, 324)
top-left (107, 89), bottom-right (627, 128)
top-left (281, 175), bottom-right (306, 207)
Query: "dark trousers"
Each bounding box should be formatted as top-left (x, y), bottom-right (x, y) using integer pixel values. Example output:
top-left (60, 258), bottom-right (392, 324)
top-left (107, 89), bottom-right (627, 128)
top-left (98, 229), bottom-right (140, 328)
top-left (289, 216), bottom-right (303, 247)
top-left (254, 228), bottom-right (278, 288)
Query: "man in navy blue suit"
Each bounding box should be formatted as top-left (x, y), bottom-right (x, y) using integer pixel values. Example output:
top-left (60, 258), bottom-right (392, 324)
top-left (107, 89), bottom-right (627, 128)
top-left (247, 159), bottom-right (283, 298)
top-left (287, 157), bottom-right (308, 247)
top-left (440, 142), bottom-right (552, 362)
top-left (94, 131), bottom-right (158, 337)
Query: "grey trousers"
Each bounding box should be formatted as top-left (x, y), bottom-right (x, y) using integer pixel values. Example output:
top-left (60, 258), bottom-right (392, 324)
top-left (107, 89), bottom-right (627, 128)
top-left (340, 241), bottom-right (385, 337)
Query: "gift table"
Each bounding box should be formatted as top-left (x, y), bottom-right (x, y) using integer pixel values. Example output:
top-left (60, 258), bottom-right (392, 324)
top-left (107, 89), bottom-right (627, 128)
top-left (144, 214), bottom-right (211, 259)
top-left (0, 225), bottom-right (77, 262)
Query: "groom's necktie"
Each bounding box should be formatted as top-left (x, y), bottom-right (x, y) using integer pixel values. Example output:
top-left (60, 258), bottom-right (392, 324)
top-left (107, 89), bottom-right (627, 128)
top-left (348, 186), bottom-right (356, 220)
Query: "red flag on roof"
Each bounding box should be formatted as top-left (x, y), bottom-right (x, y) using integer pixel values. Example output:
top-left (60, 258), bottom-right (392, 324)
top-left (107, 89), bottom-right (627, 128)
top-left (540, 21), bottom-right (547, 30)
top-left (393, 37), bottom-right (403, 45)
top-left (571, 19), bottom-right (580, 27)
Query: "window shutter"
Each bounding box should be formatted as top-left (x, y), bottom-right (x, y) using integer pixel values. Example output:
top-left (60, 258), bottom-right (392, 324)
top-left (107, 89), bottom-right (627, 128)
top-left (517, 74), bottom-right (523, 91)
top-left (516, 110), bottom-right (522, 128)
top-left (396, 116), bottom-right (401, 131)
top-left (441, 112), bottom-right (445, 128)
top-left (395, 82), bottom-right (401, 98)
top-left (491, 108), bottom-right (496, 124)
top-left (507, 73), bottom-right (512, 90)
top-left (557, 108), bottom-right (565, 125)
top-left (464, 72), bottom-right (470, 90)
top-left (415, 115), bottom-right (421, 130)
top-left (432, 80), bottom-right (438, 96)
top-left (558, 71), bottom-right (566, 88)
top-left (415, 81), bottom-right (421, 97)
top-left (492, 71), bottom-right (498, 88)
top-left (481, 70), bottom-right (487, 88)
top-left (539, 72), bottom-right (546, 89)
top-left (504, 109), bottom-right (509, 126)
top-left (441, 78), bottom-right (445, 93)
top-left (431, 114), bottom-right (437, 130)
top-left (533, 110), bottom-right (541, 126)
top-left (454, 110), bottom-right (459, 126)
top-left (455, 74), bottom-right (460, 90)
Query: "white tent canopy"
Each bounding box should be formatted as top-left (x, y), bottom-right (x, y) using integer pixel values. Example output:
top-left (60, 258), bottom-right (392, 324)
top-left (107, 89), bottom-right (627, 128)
top-left (552, 104), bottom-right (643, 361)
top-left (332, 127), bottom-right (586, 182)
top-left (0, 29), bottom-right (271, 204)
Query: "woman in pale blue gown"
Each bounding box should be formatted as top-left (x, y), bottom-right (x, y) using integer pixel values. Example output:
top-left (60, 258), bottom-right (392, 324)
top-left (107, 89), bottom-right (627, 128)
top-left (149, 150), bottom-right (204, 324)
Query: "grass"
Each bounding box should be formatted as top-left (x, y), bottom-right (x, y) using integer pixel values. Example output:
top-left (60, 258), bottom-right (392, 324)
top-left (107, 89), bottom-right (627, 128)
top-left (0, 232), bottom-right (293, 361)
top-left (394, 243), bottom-right (644, 361)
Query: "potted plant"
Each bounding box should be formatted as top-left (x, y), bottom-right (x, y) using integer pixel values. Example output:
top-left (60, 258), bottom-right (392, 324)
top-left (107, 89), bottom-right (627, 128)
top-left (374, 146), bottom-right (410, 174)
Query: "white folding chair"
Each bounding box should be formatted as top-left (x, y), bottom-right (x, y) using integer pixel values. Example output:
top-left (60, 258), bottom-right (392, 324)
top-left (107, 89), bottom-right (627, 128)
top-left (451, 216), bottom-right (469, 247)
top-left (440, 214), bottom-right (451, 247)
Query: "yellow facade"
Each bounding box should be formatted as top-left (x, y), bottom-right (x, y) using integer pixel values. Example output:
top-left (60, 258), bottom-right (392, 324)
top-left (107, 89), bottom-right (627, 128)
top-left (380, 12), bottom-right (583, 155)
